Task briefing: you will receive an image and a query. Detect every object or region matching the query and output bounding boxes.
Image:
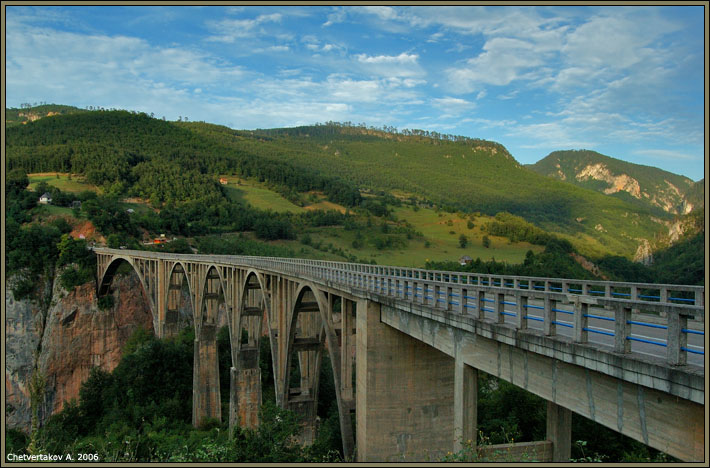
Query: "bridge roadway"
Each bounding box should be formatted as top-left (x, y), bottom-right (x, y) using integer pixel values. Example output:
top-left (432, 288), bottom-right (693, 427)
top-left (94, 248), bottom-right (705, 462)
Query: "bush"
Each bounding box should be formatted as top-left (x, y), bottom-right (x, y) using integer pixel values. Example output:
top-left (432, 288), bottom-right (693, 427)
top-left (97, 295), bottom-right (115, 310)
top-left (59, 265), bottom-right (94, 291)
top-left (5, 427), bottom-right (29, 455)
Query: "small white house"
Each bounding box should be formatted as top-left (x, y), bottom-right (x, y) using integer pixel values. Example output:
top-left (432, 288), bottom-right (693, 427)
top-left (39, 192), bottom-right (52, 204)
top-left (459, 255), bottom-right (473, 266)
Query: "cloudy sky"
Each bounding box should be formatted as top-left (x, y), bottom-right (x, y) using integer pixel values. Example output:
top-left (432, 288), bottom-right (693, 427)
top-left (5, 4), bottom-right (706, 180)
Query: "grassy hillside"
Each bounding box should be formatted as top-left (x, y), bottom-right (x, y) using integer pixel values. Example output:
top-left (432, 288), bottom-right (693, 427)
top-left (527, 149), bottom-right (699, 215)
top-left (23, 170), bottom-right (540, 267)
top-left (6, 110), bottom-right (676, 258)
top-left (192, 124), bottom-right (669, 257)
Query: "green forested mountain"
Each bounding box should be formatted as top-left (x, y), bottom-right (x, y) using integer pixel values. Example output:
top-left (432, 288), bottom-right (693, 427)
top-left (4, 108), bottom-right (686, 258)
top-left (527, 149), bottom-right (700, 216)
top-left (186, 122), bottom-right (677, 257)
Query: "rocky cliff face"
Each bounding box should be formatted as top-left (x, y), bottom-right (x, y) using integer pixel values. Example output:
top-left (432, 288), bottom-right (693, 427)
top-left (574, 163), bottom-right (693, 214)
top-left (5, 273), bottom-right (155, 431)
top-left (5, 277), bottom-right (48, 430)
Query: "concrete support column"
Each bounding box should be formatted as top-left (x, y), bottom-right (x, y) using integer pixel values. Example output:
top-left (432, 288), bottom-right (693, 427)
top-left (164, 270), bottom-right (183, 339)
top-left (192, 324), bottom-right (221, 427)
top-left (229, 366), bottom-right (261, 431)
top-left (546, 401), bottom-right (572, 462)
top-left (156, 260), bottom-right (166, 338)
top-left (356, 300), bottom-right (455, 462)
top-left (340, 299), bottom-right (354, 401)
top-left (193, 273), bottom-right (222, 428)
top-left (453, 356), bottom-right (477, 453)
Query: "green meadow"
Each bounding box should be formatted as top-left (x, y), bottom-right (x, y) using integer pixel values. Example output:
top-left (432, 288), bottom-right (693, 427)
top-left (28, 173), bottom-right (99, 194)
top-left (220, 176), bottom-right (305, 213)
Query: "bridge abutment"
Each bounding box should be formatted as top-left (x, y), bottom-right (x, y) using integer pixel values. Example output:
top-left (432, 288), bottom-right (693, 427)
top-left (355, 299), bottom-right (455, 462)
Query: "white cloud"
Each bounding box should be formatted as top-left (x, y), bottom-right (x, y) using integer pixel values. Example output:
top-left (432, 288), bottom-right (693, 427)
top-left (5, 24), bottom-right (246, 117)
top-left (427, 32), bottom-right (444, 42)
top-left (561, 14), bottom-right (679, 70)
top-left (323, 7), bottom-right (347, 27)
top-left (356, 52), bottom-right (418, 64)
top-left (354, 52), bottom-right (423, 79)
top-left (206, 13), bottom-right (282, 43)
top-left (446, 37), bottom-right (543, 92)
top-left (360, 6), bottom-right (401, 21)
top-left (432, 96), bottom-right (474, 110)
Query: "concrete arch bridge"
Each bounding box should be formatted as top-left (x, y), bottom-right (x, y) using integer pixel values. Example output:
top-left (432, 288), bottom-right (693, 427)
top-left (94, 248), bottom-right (705, 462)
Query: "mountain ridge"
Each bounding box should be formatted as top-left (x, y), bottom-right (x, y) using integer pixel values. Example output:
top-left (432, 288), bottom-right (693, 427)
top-left (527, 149), bottom-right (701, 216)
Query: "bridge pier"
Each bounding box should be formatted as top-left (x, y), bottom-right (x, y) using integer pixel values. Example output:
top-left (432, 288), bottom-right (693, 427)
top-left (355, 300), bottom-right (455, 462)
top-left (453, 356), bottom-right (477, 453)
top-left (546, 401), bottom-right (572, 461)
top-left (192, 324), bottom-right (222, 427)
top-left (193, 271), bottom-right (223, 427)
top-left (229, 367), bottom-right (261, 431)
top-left (163, 268), bottom-right (184, 339)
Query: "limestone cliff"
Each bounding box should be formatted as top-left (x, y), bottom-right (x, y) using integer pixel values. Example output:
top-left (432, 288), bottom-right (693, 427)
top-left (5, 277), bottom-right (47, 430)
top-left (529, 150), bottom-right (699, 216)
top-left (5, 273), bottom-right (154, 431)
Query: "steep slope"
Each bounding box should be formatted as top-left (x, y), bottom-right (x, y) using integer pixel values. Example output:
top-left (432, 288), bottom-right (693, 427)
top-left (685, 179), bottom-right (705, 212)
top-left (527, 149), bottom-right (699, 215)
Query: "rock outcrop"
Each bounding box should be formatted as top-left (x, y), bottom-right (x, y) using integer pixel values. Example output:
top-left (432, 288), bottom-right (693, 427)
top-left (5, 273), bottom-right (155, 431)
top-left (576, 163), bottom-right (642, 198)
top-left (5, 277), bottom-right (47, 430)
top-left (633, 239), bottom-right (654, 266)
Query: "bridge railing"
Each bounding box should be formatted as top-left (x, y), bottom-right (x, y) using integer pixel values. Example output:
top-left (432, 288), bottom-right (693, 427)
top-left (94, 249), bottom-right (704, 367)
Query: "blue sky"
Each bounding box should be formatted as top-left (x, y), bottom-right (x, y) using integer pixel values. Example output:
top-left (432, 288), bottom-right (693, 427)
top-left (5, 4), bottom-right (706, 181)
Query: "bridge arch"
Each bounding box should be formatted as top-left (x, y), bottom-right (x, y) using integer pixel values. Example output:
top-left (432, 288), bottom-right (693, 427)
top-left (192, 264), bottom-right (231, 427)
top-left (97, 255), bottom-right (157, 327)
top-left (161, 261), bottom-right (195, 338)
top-left (282, 283), bottom-right (328, 444)
top-left (229, 269), bottom-right (271, 430)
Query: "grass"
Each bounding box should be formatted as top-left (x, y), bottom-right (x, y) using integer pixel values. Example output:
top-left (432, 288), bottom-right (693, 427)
top-left (219, 176), bottom-right (305, 213)
top-left (37, 204), bottom-right (75, 217)
top-left (276, 204), bottom-right (544, 268)
top-left (28, 173), bottom-right (99, 194)
top-left (219, 182), bottom-right (544, 268)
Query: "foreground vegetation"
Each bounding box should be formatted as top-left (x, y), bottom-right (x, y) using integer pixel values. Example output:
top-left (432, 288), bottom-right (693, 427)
top-left (5, 325), bottom-right (675, 463)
